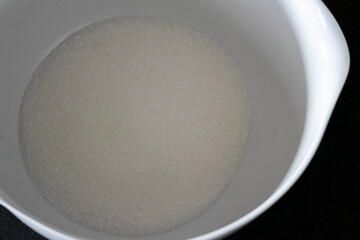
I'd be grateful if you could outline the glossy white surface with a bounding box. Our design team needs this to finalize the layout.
[0,0,349,239]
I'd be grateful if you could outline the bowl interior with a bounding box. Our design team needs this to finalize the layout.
[0,0,306,239]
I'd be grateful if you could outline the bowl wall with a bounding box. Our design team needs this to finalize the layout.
[0,0,306,239]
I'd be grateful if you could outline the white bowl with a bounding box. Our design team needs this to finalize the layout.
[0,0,349,239]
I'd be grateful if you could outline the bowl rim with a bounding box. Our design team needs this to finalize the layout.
[0,0,350,239]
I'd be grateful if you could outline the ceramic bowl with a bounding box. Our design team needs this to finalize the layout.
[0,0,349,239]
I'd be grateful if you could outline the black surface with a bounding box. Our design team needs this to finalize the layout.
[1,0,359,239]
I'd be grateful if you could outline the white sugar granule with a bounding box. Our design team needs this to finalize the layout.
[18,17,250,237]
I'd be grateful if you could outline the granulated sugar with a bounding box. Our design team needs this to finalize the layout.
[18,17,250,237]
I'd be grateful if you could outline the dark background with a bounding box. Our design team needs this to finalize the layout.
[1,0,359,239]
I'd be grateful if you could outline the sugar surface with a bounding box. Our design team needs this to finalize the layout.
[18,17,250,237]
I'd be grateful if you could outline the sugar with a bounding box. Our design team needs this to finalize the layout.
[18,17,250,237]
